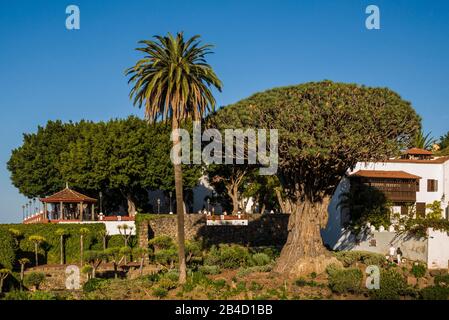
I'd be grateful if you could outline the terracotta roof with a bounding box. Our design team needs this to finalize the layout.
[384,156,449,164]
[404,148,433,155]
[41,187,97,203]
[350,170,421,180]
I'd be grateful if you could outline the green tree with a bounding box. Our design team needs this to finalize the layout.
[7,121,79,198]
[105,247,121,279]
[126,32,222,283]
[0,269,10,294]
[55,229,69,265]
[213,81,420,276]
[28,235,46,267]
[18,258,30,289]
[84,250,107,278]
[134,247,149,276]
[98,229,109,251]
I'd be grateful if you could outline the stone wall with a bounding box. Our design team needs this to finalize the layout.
[138,214,289,248]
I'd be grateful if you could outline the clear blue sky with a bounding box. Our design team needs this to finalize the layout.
[1,0,448,223]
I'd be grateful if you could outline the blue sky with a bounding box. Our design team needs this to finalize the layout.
[1,0,448,223]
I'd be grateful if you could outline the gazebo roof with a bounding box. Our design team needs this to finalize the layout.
[40,185,97,203]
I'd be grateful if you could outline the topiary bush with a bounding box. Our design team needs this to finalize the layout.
[149,235,176,250]
[326,264,363,294]
[370,268,407,300]
[154,248,178,267]
[152,286,168,298]
[23,272,46,290]
[29,291,58,300]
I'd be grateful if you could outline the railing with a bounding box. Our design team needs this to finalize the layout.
[23,212,48,224]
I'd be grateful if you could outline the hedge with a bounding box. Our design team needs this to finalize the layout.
[0,223,106,268]
[0,229,15,269]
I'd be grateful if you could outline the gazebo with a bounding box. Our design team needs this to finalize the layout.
[40,184,97,221]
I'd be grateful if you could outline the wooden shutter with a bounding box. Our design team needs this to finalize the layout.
[416,202,426,218]
[427,179,438,192]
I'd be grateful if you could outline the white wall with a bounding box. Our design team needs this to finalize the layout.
[427,228,449,269]
[58,221,136,235]
[353,161,445,211]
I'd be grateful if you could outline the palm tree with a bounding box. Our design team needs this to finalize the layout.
[28,235,46,266]
[413,130,435,150]
[126,32,222,283]
[55,228,69,265]
[79,228,90,266]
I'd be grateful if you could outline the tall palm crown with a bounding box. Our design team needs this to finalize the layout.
[126,32,222,123]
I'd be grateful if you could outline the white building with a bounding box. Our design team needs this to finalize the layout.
[322,148,449,269]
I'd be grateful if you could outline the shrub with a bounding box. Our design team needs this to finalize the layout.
[326,265,363,294]
[152,286,168,298]
[83,278,107,293]
[23,272,46,290]
[370,269,407,300]
[237,265,273,277]
[434,274,449,287]
[149,235,175,250]
[198,265,221,275]
[0,229,15,270]
[185,240,203,265]
[334,251,385,267]
[154,248,178,267]
[420,285,449,300]
[157,277,178,290]
[250,253,271,266]
[29,291,58,300]
[411,263,427,278]
[3,290,30,300]
[204,244,250,269]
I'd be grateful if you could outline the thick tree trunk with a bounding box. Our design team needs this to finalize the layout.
[274,197,338,277]
[172,119,187,284]
[228,185,239,214]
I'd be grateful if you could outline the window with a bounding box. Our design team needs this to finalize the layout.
[416,202,426,218]
[427,179,438,192]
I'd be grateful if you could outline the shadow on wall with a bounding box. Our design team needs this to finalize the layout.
[143,214,290,248]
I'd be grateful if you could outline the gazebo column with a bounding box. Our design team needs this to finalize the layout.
[91,204,95,221]
[60,201,64,220]
[80,201,84,221]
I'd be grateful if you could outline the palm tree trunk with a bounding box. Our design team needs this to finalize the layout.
[34,243,39,266]
[60,236,64,265]
[80,235,84,266]
[172,118,187,284]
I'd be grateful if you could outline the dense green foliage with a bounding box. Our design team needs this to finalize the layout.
[211,81,421,203]
[411,263,427,278]
[326,264,363,294]
[7,117,201,214]
[0,223,105,267]
[420,285,449,300]
[23,272,45,290]
[0,229,15,269]
[370,268,407,300]
[334,251,386,267]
